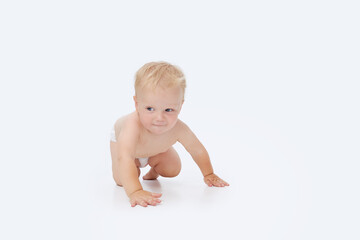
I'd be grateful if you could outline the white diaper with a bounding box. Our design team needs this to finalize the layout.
[110,126,148,168]
[137,158,149,168]
[110,127,117,142]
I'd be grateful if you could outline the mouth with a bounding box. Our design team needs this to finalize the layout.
[152,121,168,127]
[153,124,166,127]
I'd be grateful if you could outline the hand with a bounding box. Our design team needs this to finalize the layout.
[204,173,229,187]
[129,189,162,207]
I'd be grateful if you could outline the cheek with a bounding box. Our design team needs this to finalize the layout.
[139,113,152,124]
[144,115,153,123]
[167,114,179,124]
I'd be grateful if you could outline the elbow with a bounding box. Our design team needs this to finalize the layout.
[117,152,135,163]
[112,154,135,187]
[113,174,122,187]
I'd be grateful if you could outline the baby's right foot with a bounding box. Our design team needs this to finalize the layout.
[143,168,159,180]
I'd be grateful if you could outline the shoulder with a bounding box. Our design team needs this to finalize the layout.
[115,112,140,129]
[115,112,141,141]
[174,118,189,131]
[175,119,205,156]
[174,119,192,140]
[113,112,142,156]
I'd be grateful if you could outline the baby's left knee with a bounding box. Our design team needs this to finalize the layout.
[161,163,181,178]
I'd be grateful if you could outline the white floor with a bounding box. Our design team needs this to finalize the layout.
[2,118,359,239]
[1,1,359,239]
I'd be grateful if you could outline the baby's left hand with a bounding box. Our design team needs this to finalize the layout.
[204,173,229,187]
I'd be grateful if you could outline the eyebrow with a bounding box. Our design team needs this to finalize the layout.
[144,104,179,109]
[141,102,180,106]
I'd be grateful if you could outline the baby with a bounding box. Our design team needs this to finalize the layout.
[110,61,229,207]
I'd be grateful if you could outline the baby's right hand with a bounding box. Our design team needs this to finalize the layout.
[129,190,162,207]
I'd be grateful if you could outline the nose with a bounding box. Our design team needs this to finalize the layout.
[154,112,165,124]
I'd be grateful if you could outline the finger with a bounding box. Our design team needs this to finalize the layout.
[209,180,214,187]
[151,193,162,198]
[220,181,227,187]
[213,182,221,187]
[145,198,155,205]
[217,180,225,187]
[140,201,148,207]
[130,199,136,207]
[219,179,229,186]
[151,197,161,203]
[151,197,162,205]
[149,199,159,206]
[205,179,213,187]
[214,180,225,187]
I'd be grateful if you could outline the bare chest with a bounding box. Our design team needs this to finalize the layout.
[135,133,178,158]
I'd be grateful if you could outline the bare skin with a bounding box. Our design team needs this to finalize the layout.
[110,86,229,207]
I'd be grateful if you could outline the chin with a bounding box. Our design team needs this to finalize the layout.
[150,128,168,135]
[148,125,172,135]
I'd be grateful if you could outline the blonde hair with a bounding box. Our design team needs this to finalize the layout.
[134,61,186,97]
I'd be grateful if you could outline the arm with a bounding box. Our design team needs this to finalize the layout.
[177,121,213,177]
[177,120,229,187]
[114,121,143,197]
[114,118,162,207]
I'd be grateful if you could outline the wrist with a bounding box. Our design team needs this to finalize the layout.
[127,188,143,197]
[203,172,214,178]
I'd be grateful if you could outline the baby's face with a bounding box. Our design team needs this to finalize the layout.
[135,86,184,135]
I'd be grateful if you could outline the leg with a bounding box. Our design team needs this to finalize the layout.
[110,141,140,186]
[143,146,181,180]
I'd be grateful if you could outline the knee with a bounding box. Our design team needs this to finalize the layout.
[171,167,181,177]
[161,164,181,178]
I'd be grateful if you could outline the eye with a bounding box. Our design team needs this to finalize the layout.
[146,107,155,112]
[165,108,174,112]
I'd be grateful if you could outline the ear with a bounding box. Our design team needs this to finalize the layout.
[178,99,185,112]
[133,96,138,111]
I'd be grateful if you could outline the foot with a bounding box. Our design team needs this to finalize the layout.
[143,168,159,180]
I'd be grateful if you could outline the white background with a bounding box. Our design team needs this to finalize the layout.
[1,0,359,239]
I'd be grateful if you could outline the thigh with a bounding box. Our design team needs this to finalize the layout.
[148,146,181,169]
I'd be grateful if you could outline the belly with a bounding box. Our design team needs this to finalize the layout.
[135,140,177,158]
